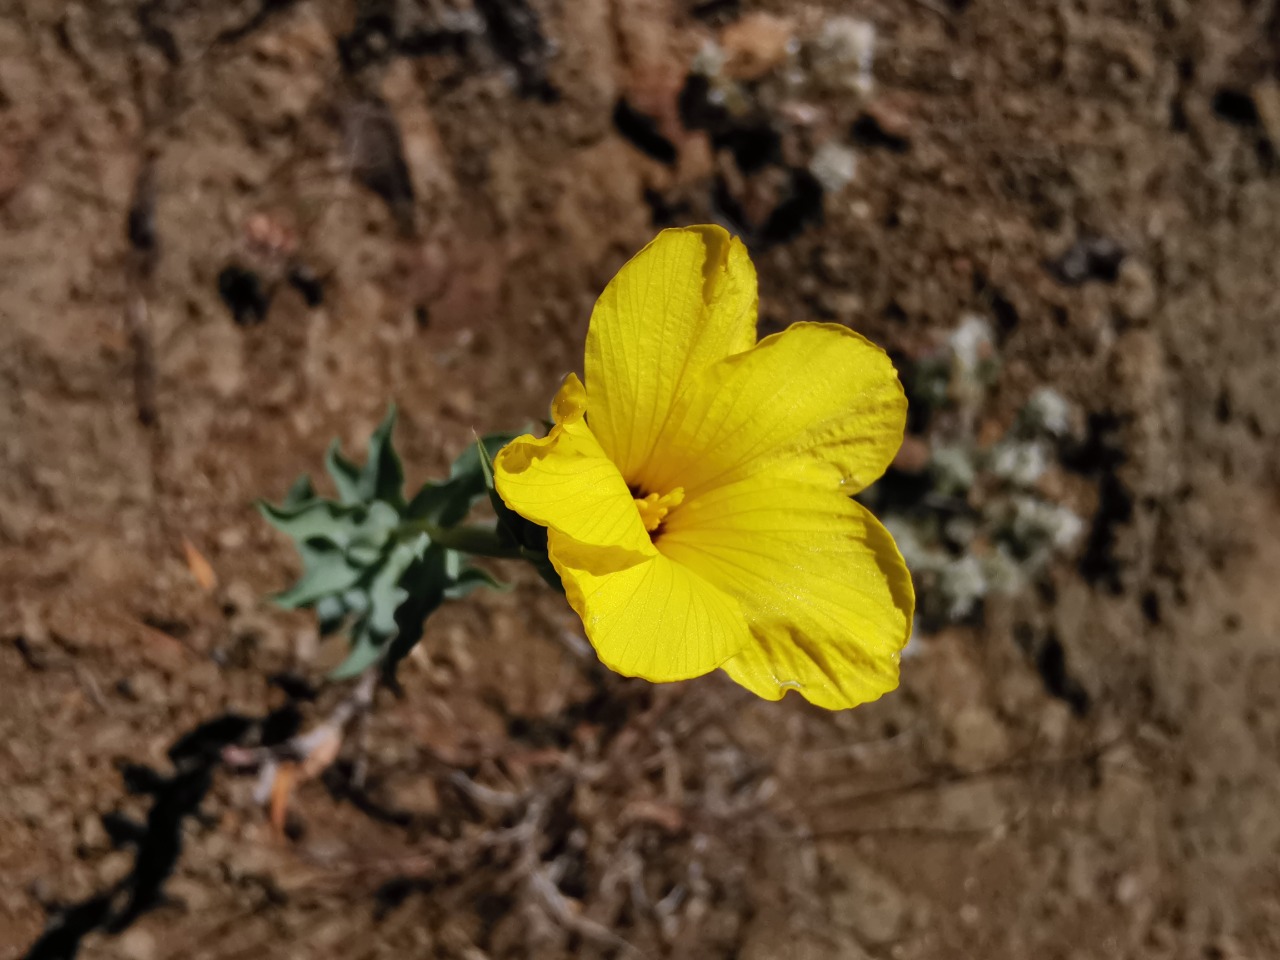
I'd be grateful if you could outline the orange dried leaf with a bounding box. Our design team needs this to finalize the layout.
[270,762,297,835]
[182,537,218,592]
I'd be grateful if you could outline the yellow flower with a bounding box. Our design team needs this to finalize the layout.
[494,225,914,709]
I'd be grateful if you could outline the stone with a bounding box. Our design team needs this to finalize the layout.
[825,851,908,946]
[720,13,795,81]
[1114,259,1156,322]
[947,704,1011,772]
[11,784,47,825]
[77,813,108,853]
[115,926,156,960]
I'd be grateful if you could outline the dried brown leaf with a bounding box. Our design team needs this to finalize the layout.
[182,537,218,592]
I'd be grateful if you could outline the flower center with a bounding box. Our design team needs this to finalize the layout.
[633,487,685,533]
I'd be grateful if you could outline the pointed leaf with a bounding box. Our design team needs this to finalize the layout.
[274,543,363,608]
[283,474,316,509]
[329,630,386,680]
[259,498,356,545]
[444,564,508,599]
[345,543,384,568]
[358,406,405,507]
[378,546,450,681]
[475,436,536,549]
[402,431,523,528]
[315,594,347,634]
[365,536,428,637]
[340,588,370,616]
[325,440,363,505]
[351,501,402,546]
[405,478,472,527]
[450,430,522,485]
[520,545,563,592]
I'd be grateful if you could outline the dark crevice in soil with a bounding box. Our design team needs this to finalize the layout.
[715,123,783,174]
[218,264,272,326]
[338,0,473,72]
[1067,412,1132,593]
[1035,633,1092,717]
[336,0,554,100]
[973,271,1020,336]
[679,74,784,174]
[612,99,678,165]
[714,167,825,250]
[343,96,418,237]
[642,186,693,227]
[689,0,741,22]
[758,169,825,246]
[1046,234,1125,286]
[22,710,289,960]
[135,0,180,65]
[1212,87,1260,127]
[214,0,301,47]
[852,112,910,153]
[473,0,558,102]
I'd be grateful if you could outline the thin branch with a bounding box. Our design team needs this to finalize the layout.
[222,668,378,772]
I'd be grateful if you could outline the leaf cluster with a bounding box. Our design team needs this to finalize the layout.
[259,409,548,680]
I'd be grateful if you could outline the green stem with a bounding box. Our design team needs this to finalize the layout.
[399,520,524,559]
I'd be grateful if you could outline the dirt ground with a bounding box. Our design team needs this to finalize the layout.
[3,0,1280,958]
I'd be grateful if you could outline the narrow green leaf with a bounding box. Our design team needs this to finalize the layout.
[325,439,364,505]
[475,436,534,548]
[365,537,427,637]
[359,405,405,507]
[403,431,522,529]
[329,630,385,680]
[315,594,347,634]
[450,430,521,484]
[444,564,509,599]
[405,478,472,527]
[283,474,316,510]
[377,546,450,681]
[521,545,563,593]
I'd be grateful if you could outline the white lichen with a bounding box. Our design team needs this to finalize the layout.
[981,545,1026,597]
[1020,387,1074,438]
[949,314,994,380]
[988,439,1050,488]
[1007,495,1085,556]
[883,517,942,574]
[691,39,727,79]
[809,141,858,194]
[809,17,877,94]
[939,555,988,620]
[929,443,977,496]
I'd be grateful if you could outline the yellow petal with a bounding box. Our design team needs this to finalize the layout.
[496,372,749,681]
[660,475,914,709]
[585,225,758,485]
[550,371,588,425]
[550,530,749,681]
[644,322,906,499]
[494,375,654,568]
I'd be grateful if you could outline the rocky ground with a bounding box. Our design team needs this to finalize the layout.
[3,1,1280,958]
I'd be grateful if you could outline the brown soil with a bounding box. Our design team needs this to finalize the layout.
[3,1,1280,958]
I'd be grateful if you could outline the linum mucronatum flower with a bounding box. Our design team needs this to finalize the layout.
[494,225,914,710]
